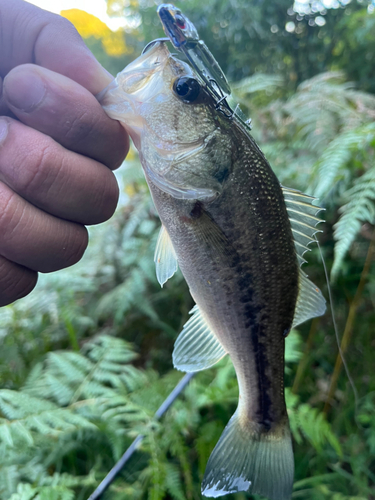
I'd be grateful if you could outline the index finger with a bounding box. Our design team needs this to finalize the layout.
[0,0,112,94]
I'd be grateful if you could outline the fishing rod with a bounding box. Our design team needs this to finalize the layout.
[87,372,195,500]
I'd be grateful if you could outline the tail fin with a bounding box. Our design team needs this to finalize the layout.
[201,410,294,500]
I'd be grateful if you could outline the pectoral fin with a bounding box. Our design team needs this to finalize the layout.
[173,305,227,372]
[154,225,178,287]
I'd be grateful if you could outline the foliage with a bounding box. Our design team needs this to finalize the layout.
[106,0,375,90]
[0,324,341,500]
[1,1,375,500]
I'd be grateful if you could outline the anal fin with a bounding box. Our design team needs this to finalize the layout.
[173,305,227,372]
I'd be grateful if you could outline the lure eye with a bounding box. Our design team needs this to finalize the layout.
[173,77,201,103]
[175,14,186,29]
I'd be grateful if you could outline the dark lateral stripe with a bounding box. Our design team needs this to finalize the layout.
[194,206,282,428]
[252,325,273,431]
[242,298,274,429]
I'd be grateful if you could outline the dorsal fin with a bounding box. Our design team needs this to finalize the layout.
[173,305,227,372]
[282,186,324,266]
[282,186,327,327]
[293,269,326,328]
[154,225,178,287]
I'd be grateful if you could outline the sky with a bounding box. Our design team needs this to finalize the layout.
[27,0,126,30]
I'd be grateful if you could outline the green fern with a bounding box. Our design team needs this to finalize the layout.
[8,472,96,500]
[22,336,141,405]
[0,390,95,445]
[312,123,375,199]
[286,390,342,457]
[332,167,375,278]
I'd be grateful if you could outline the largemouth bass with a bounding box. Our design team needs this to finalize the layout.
[99,40,326,500]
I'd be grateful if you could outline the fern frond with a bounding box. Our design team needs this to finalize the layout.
[165,463,186,500]
[312,123,375,198]
[332,168,375,279]
[286,390,342,457]
[7,472,95,500]
[122,194,154,240]
[286,72,375,150]
[24,336,141,405]
[232,73,284,95]
[96,265,155,324]
[0,390,95,445]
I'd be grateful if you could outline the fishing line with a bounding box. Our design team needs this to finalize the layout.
[87,372,195,500]
[315,236,361,425]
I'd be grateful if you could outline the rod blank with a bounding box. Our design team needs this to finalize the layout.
[88,372,195,500]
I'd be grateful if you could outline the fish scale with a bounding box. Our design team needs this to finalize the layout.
[149,121,298,436]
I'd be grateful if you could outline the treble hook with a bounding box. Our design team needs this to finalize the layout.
[142,38,170,54]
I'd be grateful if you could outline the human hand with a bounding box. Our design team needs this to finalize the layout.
[0,0,129,306]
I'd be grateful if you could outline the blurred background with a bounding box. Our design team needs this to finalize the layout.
[1,0,374,499]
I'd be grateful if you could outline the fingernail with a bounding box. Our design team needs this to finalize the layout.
[4,68,46,112]
[0,118,9,145]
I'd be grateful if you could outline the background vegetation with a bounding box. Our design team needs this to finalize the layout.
[1,0,375,499]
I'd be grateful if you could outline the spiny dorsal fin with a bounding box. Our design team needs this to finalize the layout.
[282,186,324,266]
[282,187,326,326]
[154,225,178,287]
[293,269,326,328]
[173,305,227,372]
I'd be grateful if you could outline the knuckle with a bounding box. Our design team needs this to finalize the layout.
[0,122,62,200]
[0,185,18,233]
[63,109,96,144]
[20,141,57,195]
[25,140,63,196]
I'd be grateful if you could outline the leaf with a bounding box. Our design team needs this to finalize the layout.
[312,123,375,199]
[332,167,375,278]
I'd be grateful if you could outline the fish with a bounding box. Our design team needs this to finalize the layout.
[99,38,326,500]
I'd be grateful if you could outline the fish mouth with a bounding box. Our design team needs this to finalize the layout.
[123,41,170,75]
[97,42,171,104]
[97,42,172,134]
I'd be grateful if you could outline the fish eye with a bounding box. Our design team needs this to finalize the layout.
[173,77,201,103]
